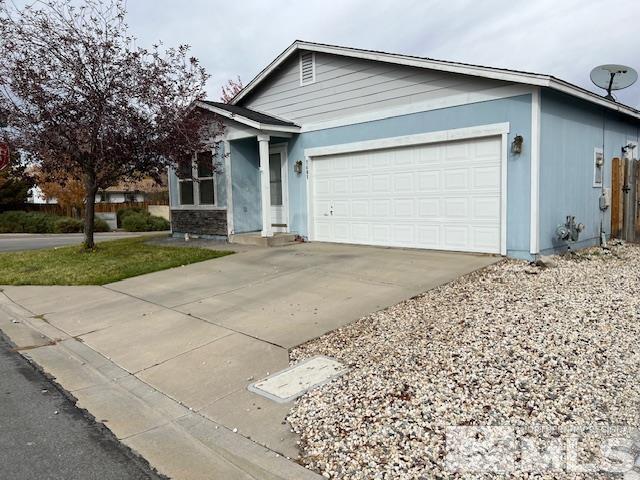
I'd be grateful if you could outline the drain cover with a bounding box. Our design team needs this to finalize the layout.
[248,356,347,403]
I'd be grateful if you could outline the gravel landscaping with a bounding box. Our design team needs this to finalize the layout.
[288,243,640,479]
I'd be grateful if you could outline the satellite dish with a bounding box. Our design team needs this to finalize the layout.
[590,64,637,100]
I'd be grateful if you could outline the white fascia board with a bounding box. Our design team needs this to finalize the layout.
[232,41,640,121]
[196,101,300,134]
[304,122,510,158]
[548,79,640,119]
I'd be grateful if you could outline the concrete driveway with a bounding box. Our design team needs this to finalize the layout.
[0,232,167,252]
[0,242,497,478]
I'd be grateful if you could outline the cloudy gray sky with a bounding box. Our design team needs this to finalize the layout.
[122,0,640,108]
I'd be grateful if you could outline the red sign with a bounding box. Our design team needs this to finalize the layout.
[0,143,9,171]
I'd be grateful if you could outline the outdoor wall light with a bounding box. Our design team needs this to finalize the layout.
[511,135,524,155]
[294,160,303,174]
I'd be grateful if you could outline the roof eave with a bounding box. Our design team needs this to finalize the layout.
[195,101,300,134]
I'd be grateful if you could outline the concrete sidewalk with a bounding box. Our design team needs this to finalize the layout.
[0,242,497,479]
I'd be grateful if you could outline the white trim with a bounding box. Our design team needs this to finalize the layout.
[231,41,640,121]
[301,85,532,132]
[224,140,234,235]
[299,51,316,86]
[500,133,509,256]
[171,205,227,211]
[195,101,301,133]
[304,122,510,158]
[529,87,541,256]
[305,122,510,256]
[258,135,273,237]
[269,144,290,233]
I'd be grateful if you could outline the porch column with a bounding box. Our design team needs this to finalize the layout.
[258,134,272,237]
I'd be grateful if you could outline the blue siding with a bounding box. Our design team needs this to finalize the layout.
[539,90,640,254]
[285,94,533,257]
[230,138,262,233]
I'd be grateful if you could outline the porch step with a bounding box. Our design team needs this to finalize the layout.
[230,232,298,247]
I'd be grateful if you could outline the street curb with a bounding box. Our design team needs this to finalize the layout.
[0,293,322,480]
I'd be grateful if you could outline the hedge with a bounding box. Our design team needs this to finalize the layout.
[0,211,110,234]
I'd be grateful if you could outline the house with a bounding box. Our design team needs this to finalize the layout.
[30,176,168,205]
[168,41,640,259]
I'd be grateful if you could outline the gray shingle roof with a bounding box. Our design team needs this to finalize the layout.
[198,101,298,127]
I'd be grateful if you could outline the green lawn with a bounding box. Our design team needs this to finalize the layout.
[0,237,232,285]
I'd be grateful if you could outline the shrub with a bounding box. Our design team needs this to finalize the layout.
[147,215,170,231]
[53,217,83,233]
[0,211,59,233]
[121,212,149,232]
[94,217,111,232]
[117,207,146,227]
[122,212,169,232]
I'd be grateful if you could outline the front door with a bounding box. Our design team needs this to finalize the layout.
[269,147,288,232]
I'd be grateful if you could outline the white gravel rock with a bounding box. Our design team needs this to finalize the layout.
[288,244,640,479]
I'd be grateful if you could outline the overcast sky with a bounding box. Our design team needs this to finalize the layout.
[121,0,640,108]
[122,0,640,108]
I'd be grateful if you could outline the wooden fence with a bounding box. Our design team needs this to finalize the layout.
[1,201,166,219]
[611,157,640,242]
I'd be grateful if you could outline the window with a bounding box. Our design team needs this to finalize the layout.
[299,52,315,86]
[177,151,216,207]
[593,147,604,187]
[197,151,215,205]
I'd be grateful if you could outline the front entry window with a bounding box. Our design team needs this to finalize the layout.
[197,151,215,205]
[177,151,216,206]
[269,152,282,206]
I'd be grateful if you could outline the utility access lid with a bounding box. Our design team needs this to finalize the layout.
[590,64,638,99]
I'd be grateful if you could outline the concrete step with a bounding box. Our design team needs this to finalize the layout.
[230,232,298,247]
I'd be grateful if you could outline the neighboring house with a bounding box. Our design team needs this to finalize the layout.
[168,40,640,259]
[96,178,168,204]
[30,177,168,205]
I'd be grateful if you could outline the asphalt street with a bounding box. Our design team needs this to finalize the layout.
[0,232,167,252]
[0,333,163,480]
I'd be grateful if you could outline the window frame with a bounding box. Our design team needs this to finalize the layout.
[593,146,604,188]
[174,151,221,209]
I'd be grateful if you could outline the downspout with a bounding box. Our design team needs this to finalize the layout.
[530,87,541,258]
[600,109,607,248]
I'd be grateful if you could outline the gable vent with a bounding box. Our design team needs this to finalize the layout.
[299,52,315,86]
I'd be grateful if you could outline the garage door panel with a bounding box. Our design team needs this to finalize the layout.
[393,173,413,192]
[372,175,391,192]
[472,197,500,220]
[473,166,501,189]
[417,171,440,192]
[311,136,501,254]
[351,175,369,193]
[473,227,500,252]
[416,225,440,247]
[414,144,440,164]
[393,225,415,244]
[444,198,469,217]
[444,168,469,189]
[394,199,414,217]
[418,198,440,217]
[443,225,469,248]
[475,137,501,157]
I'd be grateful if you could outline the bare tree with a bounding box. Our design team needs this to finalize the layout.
[0,0,218,248]
[221,76,243,103]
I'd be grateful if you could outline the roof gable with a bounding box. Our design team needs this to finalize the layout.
[232,40,640,121]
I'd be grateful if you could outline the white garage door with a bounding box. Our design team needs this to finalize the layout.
[310,136,502,254]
